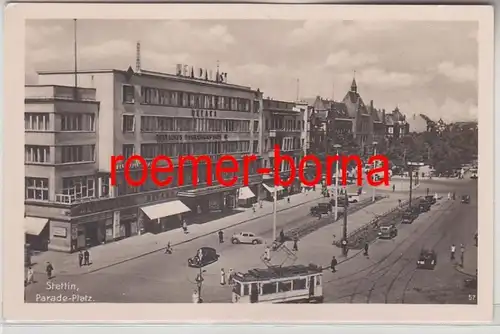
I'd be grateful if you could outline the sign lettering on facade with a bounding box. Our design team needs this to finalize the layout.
[52,227,67,238]
[175,64,228,83]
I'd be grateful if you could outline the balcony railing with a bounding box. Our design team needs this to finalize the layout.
[54,194,103,204]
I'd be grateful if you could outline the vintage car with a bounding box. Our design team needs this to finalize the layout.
[329,197,348,207]
[470,173,478,179]
[310,202,332,216]
[416,249,437,269]
[424,195,437,205]
[188,247,220,268]
[231,232,263,245]
[419,200,431,212]
[378,224,398,239]
[401,209,418,224]
[461,195,471,204]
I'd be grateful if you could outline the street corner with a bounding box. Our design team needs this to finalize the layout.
[452,263,476,277]
[25,280,96,303]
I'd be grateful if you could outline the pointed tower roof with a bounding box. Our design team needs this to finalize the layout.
[350,71,357,93]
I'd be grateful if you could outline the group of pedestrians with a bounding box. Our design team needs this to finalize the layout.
[450,243,466,267]
[78,249,92,267]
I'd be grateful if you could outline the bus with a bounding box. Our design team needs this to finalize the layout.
[231,264,324,303]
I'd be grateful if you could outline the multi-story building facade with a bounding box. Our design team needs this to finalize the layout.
[34,65,263,252]
[261,98,306,199]
[24,85,100,252]
[307,77,410,157]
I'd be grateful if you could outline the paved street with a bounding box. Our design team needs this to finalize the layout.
[321,178,478,304]
[25,178,476,304]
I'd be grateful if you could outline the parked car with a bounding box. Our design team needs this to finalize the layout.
[419,200,431,212]
[416,249,437,269]
[461,195,470,204]
[424,195,437,205]
[231,232,263,245]
[402,209,418,224]
[329,197,348,207]
[470,173,478,179]
[187,247,220,268]
[378,224,398,239]
[347,194,360,203]
[310,202,332,216]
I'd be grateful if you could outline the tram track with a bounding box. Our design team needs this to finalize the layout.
[363,201,461,304]
[321,200,455,302]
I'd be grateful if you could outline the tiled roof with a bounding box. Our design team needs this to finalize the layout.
[385,114,395,125]
[331,102,350,118]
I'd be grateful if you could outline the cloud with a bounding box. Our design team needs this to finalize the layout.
[355,67,427,89]
[325,50,378,69]
[286,20,334,46]
[437,61,477,83]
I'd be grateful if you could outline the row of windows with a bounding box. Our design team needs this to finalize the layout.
[24,145,95,164]
[139,116,252,133]
[25,113,96,132]
[265,117,304,131]
[123,85,257,113]
[265,157,301,173]
[25,176,97,201]
[265,137,303,152]
[139,141,250,159]
[234,278,310,296]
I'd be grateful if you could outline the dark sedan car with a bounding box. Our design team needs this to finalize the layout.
[417,249,437,270]
[461,195,470,204]
[188,247,220,268]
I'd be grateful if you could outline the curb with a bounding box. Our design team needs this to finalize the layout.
[78,193,326,275]
[453,264,476,277]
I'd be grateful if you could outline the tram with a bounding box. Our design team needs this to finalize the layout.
[231,264,324,303]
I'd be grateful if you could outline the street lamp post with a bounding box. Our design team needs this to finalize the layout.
[407,161,424,209]
[371,141,378,202]
[195,268,206,303]
[272,187,277,242]
[333,144,342,221]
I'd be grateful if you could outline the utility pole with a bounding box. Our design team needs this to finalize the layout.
[342,191,348,256]
[333,144,342,221]
[272,188,277,242]
[371,142,378,202]
[407,161,424,209]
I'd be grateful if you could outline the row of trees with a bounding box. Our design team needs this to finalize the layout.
[311,115,478,174]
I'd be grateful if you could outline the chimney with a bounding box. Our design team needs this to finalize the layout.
[382,109,386,124]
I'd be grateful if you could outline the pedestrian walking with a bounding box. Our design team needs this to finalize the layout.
[227,268,234,285]
[398,199,402,206]
[83,249,90,266]
[460,252,465,267]
[292,237,299,252]
[220,268,226,285]
[26,266,34,285]
[197,248,204,263]
[434,192,438,200]
[279,229,285,243]
[182,219,188,234]
[252,204,256,213]
[447,192,451,200]
[287,197,290,204]
[46,262,54,279]
[78,250,83,267]
[450,244,456,260]
[264,246,271,261]
[165,242,173,254]
[426,188,430,196]
[259,200,263,208]
[330,256,338,273]
[218,230,224,244]
[460,243,465,255]
[392,184,395,192]
[192,289,199,303]
[364,242,369,256]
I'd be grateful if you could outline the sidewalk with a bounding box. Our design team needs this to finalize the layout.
[454,243,478,277]
[287,193,408,268]
[30,187,332,276]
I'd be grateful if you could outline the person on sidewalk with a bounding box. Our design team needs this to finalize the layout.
[447,192,451,200]
[330,256,338,273]
[46,262,54,279]
[264,246,271,261]
[460,252,465,267]
[26,266,34,285]
[78,250,84,267]
[165,242,173,254]
[84,249,90,266]
[279,229,285,243]
[292,237,299,252]
[192,289,199,303]
[182,219,188,234]
[450,244,456,261]
[363,242,369,256]
[227,268,234,285]
[220,268,226,285]
[287,197,290,204]
[218,230,224,244]
[252,204,256,213]
[392,184,395,192]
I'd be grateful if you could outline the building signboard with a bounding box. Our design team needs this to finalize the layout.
[175,64,228,83]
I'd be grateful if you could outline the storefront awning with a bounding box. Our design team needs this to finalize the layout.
[24,216,49,236]
[238,186,256,200]
[262,184,284,194]
[141,200,191,220]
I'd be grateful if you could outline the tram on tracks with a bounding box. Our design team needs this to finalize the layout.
[231,264,324,303]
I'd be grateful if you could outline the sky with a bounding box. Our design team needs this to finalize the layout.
[25,19,479,131]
